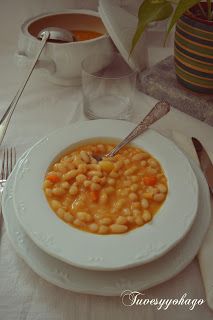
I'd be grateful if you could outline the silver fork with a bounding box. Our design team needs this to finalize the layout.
[0,147,16,230]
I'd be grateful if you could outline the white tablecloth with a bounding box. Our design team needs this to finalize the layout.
[0,1,213,319]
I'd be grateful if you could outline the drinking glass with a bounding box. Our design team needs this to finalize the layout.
[81,52,137,120]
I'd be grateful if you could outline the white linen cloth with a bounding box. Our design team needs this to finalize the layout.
[172,131,213,311]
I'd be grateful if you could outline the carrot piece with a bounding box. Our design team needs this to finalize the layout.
[90,191,99,202]
[143,176,157,186]
[47,175,60,183]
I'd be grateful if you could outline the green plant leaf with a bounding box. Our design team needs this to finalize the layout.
[130,0,173,54]
[166,0,201,37]
[207,0,213,20]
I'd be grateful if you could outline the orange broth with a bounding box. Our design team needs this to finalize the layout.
[72,30,103,41]
[43,142,168,235]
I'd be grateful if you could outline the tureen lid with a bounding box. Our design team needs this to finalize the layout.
[98,0,147,71]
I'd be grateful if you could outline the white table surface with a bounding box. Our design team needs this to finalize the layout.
[0,1,213,319]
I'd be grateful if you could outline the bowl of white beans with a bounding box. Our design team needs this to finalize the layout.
[13,119,199,271]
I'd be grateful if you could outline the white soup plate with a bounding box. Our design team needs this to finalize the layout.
[2,152,210,295]
[12,120,198,270]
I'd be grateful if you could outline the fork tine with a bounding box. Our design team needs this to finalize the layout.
[9,148,13,175]
[5,148,9,180]
[11,147,16,174]
[13,147,16,168]
[10,148,12,174]
[1,149,6,181]
[10,148,13,174]
[0,147,16,237]
[0,147,16,181]
[7,147,16,176]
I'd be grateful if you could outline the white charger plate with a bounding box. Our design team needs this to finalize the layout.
[12,120,198,270]
[2,151,211,296]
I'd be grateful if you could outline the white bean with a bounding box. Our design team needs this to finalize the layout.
[132,153,144,161]
[132,209,142,217]
[131,202,141,209]
[100,217,112,225]
[45,188,52,197]
[135,216,144,226]
[98,225,109,234]
[77,211,92,222]
[107,178,116,185]
[142,210,152,222]
[120,189,129,196]
[97,144,105,152]
[123,208,131,216]
[141,198,149,209]
[104,187,115,194]
[110,224,128,234]
[52,187,65,196]
[124,159,130,165]
[84,180,91,188]
[63,198,72,207]
[123,180,131,187]
[73,219,84,227]
[61,181,70,189]
[141,160,147,167]
[56,208,65,218]
[114,199,125,210]
[63,169,78,181]
[127,216,134,223]
[78,164,87,173]
[131,176,139,182]
[80,150,90,163]
[89,223,99,232]
[91,182,101,191]
[146,167,157,175]
[69,185,78,195]
[88,171,102,177]
[91,157,97,164]
[114,160,123,171]
[56,163,67,173]
[147,159,158,168]
[99,193,108,204]
[130,184,139,192]
[109,171,119,178]
[116,216,127,225]
[76,174,87,183]
[153,193,165,202]
[92,176,101,183]
[64,212,74,222]
[124,168,133,176]
[43,180,53,188]
[140,152,149,159]
[129,193,138,201]
[157,184,167,193]
[88,164,99,170]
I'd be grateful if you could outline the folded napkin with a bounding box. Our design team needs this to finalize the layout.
[172,131,213,311]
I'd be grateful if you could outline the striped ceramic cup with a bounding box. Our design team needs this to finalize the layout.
[175,9,213,94]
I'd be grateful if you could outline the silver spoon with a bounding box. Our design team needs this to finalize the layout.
[0,27,74,146]
[93,101,171,161]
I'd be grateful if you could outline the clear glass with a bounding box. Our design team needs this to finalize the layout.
[81,53,137,120]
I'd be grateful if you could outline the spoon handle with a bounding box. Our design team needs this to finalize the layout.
[106,101,170,158]
[0,31,49,146]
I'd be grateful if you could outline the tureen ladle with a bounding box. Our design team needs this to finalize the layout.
[0,27,74,146]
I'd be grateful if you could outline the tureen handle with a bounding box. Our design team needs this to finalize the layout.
[15,52,56,74]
